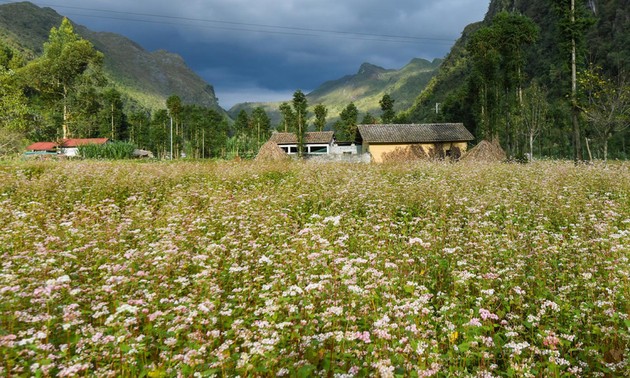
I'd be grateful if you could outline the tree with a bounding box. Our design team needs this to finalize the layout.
[251,106,271,146]
[579,65,630,162]
[101,88,126,140]
[0,70,29,133]
[278,102,295,132]
[166,94,182,157]
[149,109,170,159]
[128,110,151,149]
[467,11,538,154]
[292,90,308,157]
[379,94,396,123]
[553,0,595,161]
[25,18,104,139]
[519,82,549,160]
[233,109,250,136]
[361,112,377,125]
[335,102,359,142]
[313,104,328,131]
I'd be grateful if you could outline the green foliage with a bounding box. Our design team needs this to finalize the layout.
[578,65,630,161]
[233,109,250,137]
[379,94,396,123]
[278,102,295,132]
[292,90,308,157]
[518,82,550,160]
[313,104,328,131]
[467,11,539,146]
[77,141,135,159]
[334,102,359,142]
[404,0,630,160]
[0,128,29,157]
[251,106,271,145]
[22,18,105,139]
[361,112,377,125]
[231,59,442,129]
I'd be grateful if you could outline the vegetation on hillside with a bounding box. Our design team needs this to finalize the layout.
[0,14,231,159]
[0,2,223,113]
[228,59,441,130]
[404,0,630,160]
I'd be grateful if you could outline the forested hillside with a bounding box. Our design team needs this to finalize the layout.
[0,2,222,112]
[404,0,630,160]
[0,2,237,159]
[229,58,441,128]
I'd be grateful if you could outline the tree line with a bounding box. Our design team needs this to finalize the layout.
[409,2,629,162]
[0,18,403,159]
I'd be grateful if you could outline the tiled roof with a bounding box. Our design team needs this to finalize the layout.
[358,123,474,144]
[269,131,334,145]
[61,138,109,147]
[26,142,58,151]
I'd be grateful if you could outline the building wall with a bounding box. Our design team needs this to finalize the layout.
[60,148,79,157]
[331,143,361,155]
[366,142,468,163]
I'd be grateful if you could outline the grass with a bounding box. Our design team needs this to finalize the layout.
[0,160,628,377]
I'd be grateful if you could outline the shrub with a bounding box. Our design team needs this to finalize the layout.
[78,141,136,159]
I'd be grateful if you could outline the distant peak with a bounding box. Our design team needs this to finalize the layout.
[358,62,386,76]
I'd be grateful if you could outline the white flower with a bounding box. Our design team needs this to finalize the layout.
[323,215,341,226]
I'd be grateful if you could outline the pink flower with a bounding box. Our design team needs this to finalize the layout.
[479,308,499,321]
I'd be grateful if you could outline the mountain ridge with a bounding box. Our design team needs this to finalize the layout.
[229,57,442,127]
[0,1,223,113]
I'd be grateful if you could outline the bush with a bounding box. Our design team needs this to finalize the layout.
[78,141,136,159]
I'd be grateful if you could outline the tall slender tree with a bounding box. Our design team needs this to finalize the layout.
[278,102,294,132]
[313,104,328,131]
[553,0,595,161]
[166,94,183,157]
[335,102,359,142]
[24,18,104,139]
[519,82,549,160]
[579,65,630,162]
[292,90,308,157]
[379,94,396,124]
[468,11,538,153]
[251,106,271,146]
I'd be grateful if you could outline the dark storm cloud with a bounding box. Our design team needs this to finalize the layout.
[27,0,489,108]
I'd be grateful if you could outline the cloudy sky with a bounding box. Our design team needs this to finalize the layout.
[26,0,489,109]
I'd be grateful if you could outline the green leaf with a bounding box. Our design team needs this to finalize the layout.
[297,365,316,378]
[457,342,470,352]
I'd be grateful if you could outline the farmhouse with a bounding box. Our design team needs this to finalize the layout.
[24,141,59,157]
[357,123,474,163]
[269,131,335,155]
[60,138,110,157]
[25,138,110,157]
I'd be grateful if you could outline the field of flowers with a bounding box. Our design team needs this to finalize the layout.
[0,160,628,377]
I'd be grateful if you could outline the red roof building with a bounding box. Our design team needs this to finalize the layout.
[61,138,109,147]
[26,142,59,151]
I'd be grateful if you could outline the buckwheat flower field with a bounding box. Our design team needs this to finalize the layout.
[0,160,628,377]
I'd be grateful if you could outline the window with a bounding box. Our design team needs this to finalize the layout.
[308,145,328,154]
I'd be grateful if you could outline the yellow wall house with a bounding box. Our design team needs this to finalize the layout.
[357,123,474,163]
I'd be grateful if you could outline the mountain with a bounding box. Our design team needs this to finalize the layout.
[228,58,442,127]
[403,0,630,157]
[0,1,223,113]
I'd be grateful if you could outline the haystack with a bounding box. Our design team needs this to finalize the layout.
[381,144,428,163]
[255,141,290,161]
[461,140,506,162]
